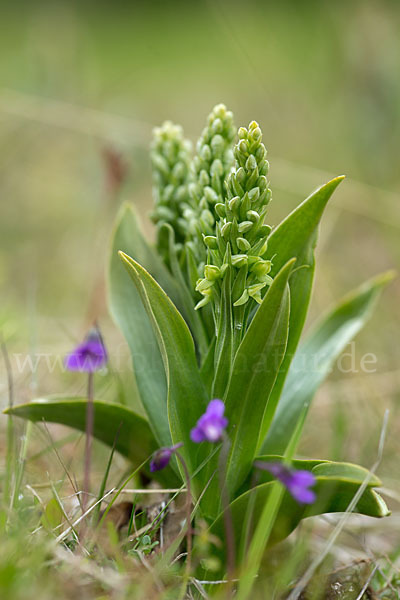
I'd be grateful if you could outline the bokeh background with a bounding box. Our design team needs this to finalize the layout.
[1,0,399,500]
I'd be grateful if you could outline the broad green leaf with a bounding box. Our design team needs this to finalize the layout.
[119,253,209,483]
[208,460,388,576]
[259,176,345,442]
[108,204,170,446]
[201,259,294,517]
[112,203,184,306]
[262,271,394,455]
[163,223,209,357]
[4,398,157,466]
[267,177,345,275]
[200,338,216,396]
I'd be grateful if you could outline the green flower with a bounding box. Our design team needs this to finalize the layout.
[183,104,236,275]
[196,120,273,309]
[150,121,192,263]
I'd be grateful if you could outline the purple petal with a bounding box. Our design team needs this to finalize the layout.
[190,426,206,443]
[290,470,316,487]
[202,421,224,442]
[65,330,107,373]
[149,442,183,472]
[190,399,228,444]
[254,461,316,505]
[289,486,316,505]
[64,349,85,371]
[150,448,172,472]
[254,461,289,482]
[207,399,225,417]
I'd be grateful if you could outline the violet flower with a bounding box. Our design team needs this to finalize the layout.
[65,327,107,373]
[254,461,316,504]
[190,399,228,443]
[150,443,183,472]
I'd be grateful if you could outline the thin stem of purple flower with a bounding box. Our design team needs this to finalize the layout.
[83,371,94,514]
[219,432,236,592]
[175,451,192,576]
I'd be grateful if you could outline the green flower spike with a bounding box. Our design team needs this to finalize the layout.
[183,104,236,275]
[196,120,273,312]
[150,121,192,263]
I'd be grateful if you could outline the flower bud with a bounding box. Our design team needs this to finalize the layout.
[252,126,262,140]
[232,176,244,197]
[204,264,221,281]
[236,237,251,252]
[215,203,226,218]
[246,210,260,222]
[196,278,215,293]
[238,220,253,233]
[211,118,223,134]
[251,259,272,279]
[201,209,214,226]
[211,134,224,155]
[204,186,219,204]
[199,170,210,186]
[236,167,246,183]
[163,184,174,201]
[214,103,227,119]
[251,238,269,256]
[150,443,183,472]
[231,254,248,268]
[188,181,199,199]
[259,224,272,237]
[228,196,240,213]
[203,235,218,249]
[238,140,248,154]
[154,206,175,222]
[258,175,268,191]
[172,162,185,181]
[221,221,232,239]
[255,146,266,161]
[210,158,224,178]
[245,154,257,171]
[201,144,212,162]
[193,155,201,170]
[248,187,260,203]
[152,153,169,177]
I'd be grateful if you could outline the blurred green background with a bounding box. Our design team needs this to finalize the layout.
[1,0,399,481]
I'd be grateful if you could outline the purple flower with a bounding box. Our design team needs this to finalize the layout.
[150,443,183,472]
[65,327,107,373]
[254,461,316,504]
[190,399,228,443]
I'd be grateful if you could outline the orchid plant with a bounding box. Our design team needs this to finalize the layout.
[7,104,392,582]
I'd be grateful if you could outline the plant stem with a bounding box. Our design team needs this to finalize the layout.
[219,433,236,589]
[175,451,193,575]
[83,371,94,513]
